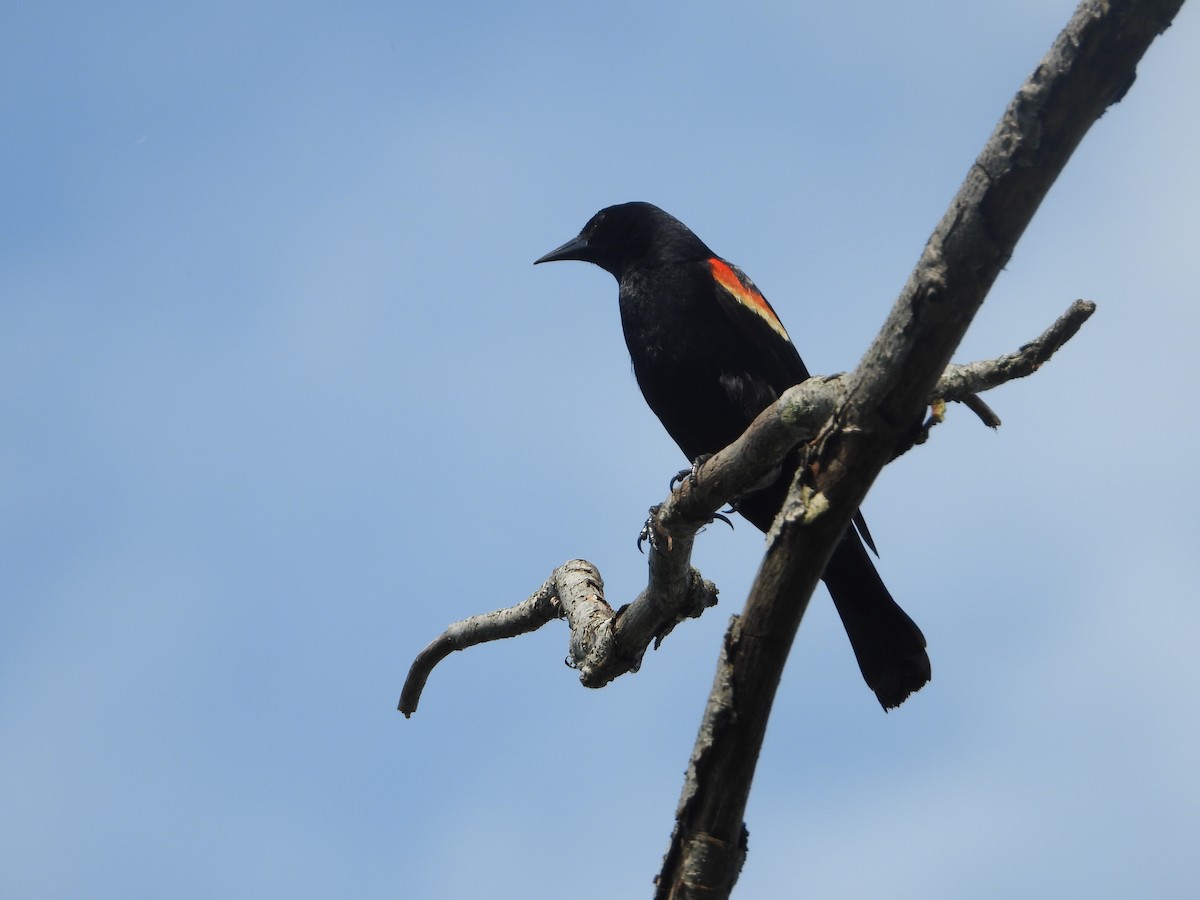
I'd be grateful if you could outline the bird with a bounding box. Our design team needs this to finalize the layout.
[535,201,930,709]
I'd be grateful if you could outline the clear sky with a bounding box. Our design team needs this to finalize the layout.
[3,2,1197,897]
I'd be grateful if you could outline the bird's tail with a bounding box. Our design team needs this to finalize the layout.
[820,531,930,709]
[734,472,930,709]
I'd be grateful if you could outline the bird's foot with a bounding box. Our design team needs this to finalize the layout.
[669,454,714,491]
[637,504,668,553]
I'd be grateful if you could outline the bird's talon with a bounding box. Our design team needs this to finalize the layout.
[637,504,664,553]
[670,454,713,492]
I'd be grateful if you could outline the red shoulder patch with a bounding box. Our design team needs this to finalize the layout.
[708,258,791,342]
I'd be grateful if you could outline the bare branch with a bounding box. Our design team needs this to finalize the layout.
[398,572,563,716]
[398,558,719,715]
[656,2,1181,896]
[580,566,719,687]
[935,299,1097,402]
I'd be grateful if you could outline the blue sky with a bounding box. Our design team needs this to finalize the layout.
[3,2,1197,897]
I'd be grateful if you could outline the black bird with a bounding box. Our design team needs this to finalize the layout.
[535,201,929,709]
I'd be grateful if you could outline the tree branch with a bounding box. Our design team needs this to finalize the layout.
[654,2,1182,897]
[398,298,1092,716]
[935,299,1097,402]
[398,558,719,716]
[398,571,563,717]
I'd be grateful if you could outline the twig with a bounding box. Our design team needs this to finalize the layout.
[935,299,1097,401]
[398,573,563,716]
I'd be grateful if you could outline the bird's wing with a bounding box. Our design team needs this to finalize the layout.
[708,257,880,556]
[707,257,811,388]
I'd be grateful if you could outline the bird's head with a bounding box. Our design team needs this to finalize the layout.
[534,202,711,278]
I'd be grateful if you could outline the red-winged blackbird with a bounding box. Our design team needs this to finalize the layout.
[535,201,929,709]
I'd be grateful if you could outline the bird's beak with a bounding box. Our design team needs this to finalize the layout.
[534,234,589,265]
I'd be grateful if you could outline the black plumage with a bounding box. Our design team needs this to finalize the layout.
[536,202,929,708]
